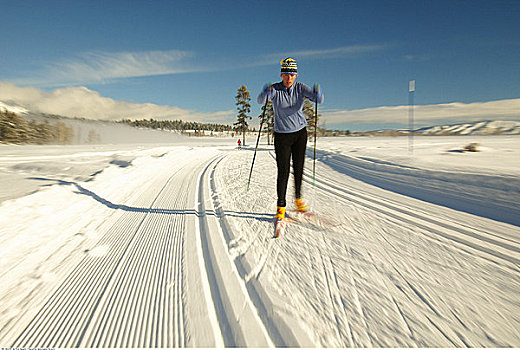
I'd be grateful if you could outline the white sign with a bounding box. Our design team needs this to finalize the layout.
[409,80,416,92]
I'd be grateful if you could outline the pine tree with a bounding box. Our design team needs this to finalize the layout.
[303,98,321,137]
[36,121,53,144]
[0,111,29,143]
[27,120,41,143]
[234,85,251,146]
[56,121,74,144]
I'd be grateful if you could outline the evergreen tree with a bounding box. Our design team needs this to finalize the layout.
[234,85,251,146]
[27,120,41,144]
[303,98,321,137]
[0,111,28,143]
[56,121,74,144]
[35,121,54,144]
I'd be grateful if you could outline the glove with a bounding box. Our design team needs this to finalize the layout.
[313,83,322,101]
[263,82,273,94]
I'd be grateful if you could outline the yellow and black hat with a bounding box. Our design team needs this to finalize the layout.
[280,57,298,75]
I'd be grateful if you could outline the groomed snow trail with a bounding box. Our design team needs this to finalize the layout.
[1,141,519,347]
[215,145,520,347]
[0,146,279,347]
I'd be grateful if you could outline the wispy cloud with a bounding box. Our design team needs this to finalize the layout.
[0,82,235,123]
[263,44,389,63]
[15,50,198,87]
[322,99,520,127]
[403,54,431,62]
[285,44,389,58]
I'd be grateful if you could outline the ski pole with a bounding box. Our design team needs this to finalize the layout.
[247,97,269,191]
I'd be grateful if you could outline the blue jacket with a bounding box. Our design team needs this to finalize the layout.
[257,82,324,133]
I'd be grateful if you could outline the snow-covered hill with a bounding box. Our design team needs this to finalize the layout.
[354,120,520,136]
[1,100,195,144]
[415,120,520,135]
[0,101,28,115]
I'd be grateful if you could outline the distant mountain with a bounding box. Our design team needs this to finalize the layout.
[414,120,520,136]
[350,120,520,136]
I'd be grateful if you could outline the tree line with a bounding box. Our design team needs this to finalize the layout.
[0,110,76,144]
[119,118,234,133]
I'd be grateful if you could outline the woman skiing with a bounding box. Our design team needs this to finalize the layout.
[257,57,324,225]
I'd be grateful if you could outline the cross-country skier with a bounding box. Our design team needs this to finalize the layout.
[257,57,324,225]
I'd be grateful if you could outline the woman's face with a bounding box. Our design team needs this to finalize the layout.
[281,74,297,89]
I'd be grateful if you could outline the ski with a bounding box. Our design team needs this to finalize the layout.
[273,216,293,238]
[273,211,340,238]
[288,210,340,228]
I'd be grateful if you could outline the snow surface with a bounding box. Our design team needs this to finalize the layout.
[0,101,29,115]
[0,135,519,347]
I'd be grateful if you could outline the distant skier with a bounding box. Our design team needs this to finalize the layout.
[257,57,323,224]
[237,139,242,149]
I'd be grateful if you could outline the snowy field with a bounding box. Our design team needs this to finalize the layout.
[0,135,519,347]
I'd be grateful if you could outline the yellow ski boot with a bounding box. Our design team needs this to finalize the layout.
[274,206,286,238]
[295,198,309,213]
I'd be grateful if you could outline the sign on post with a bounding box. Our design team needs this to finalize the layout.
[409,80,416,93]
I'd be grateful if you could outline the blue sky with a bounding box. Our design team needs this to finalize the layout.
[1,0,519,131]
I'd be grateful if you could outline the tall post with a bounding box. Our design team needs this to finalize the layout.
[408,80,415,154]
[313,97,318,186]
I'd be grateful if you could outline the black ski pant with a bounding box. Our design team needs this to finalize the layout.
[274,127,307,207]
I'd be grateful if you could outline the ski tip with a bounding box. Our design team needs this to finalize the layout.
[273,217,290,238]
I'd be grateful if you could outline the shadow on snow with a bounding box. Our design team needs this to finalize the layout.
[28,177,272,223]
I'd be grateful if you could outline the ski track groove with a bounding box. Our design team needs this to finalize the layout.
[10,159,192,348]
[426,315,459,346]
[324,155,519,244]
[345,261,372,346]
[317,239,352,347]
[80,168,188,348]
[350,199,460,347]
[357,211,474,348]
[302,157,520,268]
[202,152,304,347]
[317,151,520,227]
[353,205,417,346]
[391,296,417,345]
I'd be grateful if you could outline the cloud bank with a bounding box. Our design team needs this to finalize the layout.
[322,99,520,127]
[0,82,234,123]
[2,82,518,129]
